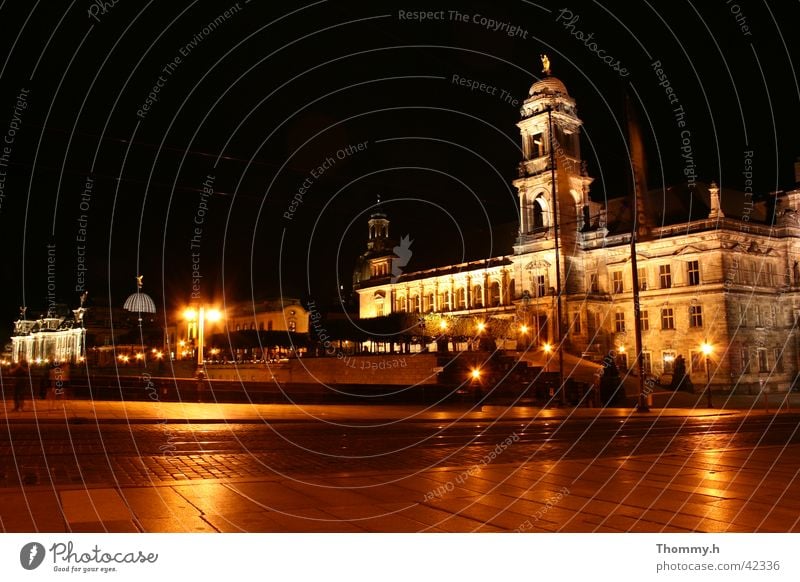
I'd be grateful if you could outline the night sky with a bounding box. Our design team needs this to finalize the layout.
[0,0,797,341]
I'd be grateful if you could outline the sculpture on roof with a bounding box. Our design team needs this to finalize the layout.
[540,54,551,76]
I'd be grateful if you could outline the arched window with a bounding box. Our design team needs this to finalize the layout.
[489,282,501,307]
[533,198,545,228]
[472,285,483,307]
[457,288,466,309]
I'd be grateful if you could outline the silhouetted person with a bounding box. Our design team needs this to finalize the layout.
[671,355,693,393]
[12,360,30,412]
[600,356,622,405]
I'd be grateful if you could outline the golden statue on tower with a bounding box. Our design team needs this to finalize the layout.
[540,54,551,76]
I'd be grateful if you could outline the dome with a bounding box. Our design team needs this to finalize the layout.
[528,76,569,97]
[124,292,156,314]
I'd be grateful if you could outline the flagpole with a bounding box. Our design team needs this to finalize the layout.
[631,222,648,412]
[547,107,565,405]
[624,92,649,413]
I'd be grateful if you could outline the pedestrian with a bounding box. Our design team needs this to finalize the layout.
[589,371,602,407]
[12,359,30,412]
[39,365,51,400]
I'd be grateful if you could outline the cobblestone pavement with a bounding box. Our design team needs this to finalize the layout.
[2,414,798,487]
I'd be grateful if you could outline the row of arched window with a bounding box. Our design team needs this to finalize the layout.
[393,281,509,313]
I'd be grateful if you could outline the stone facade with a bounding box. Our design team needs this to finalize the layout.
[356,72,800,392]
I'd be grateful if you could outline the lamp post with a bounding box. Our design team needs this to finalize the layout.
[543,341,552,373]
[701,341,713,408]
[183,306,222,372]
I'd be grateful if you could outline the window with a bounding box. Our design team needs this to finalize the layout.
[687,260,700,286]
[659,264,672,288]
[614,311,625,333]
[774,348,784,373]
[741,348,750,374]
[268,320,273,331]
[663,351,677,373]
[397,297,407,312]
[589,273,599,293]
[426,293,435,313]
[529,132,545,158]
[639,310,650,331]
[532,200,545,229]
[642,351,652,374]
[758,349,768,373]
[739,304,747,326]
[689,305,703,327]
[472,285,482,307]
[661,308,675,330]
[638,268,648,291]
[375,304,383,316]
[572,312,581,334]
[457,289,466,310]
[259,322,264,331]
[536,274,546,297]
[489,282,501,306]
[612,271,624,294]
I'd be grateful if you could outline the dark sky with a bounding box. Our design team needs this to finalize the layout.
[0,0,798,340]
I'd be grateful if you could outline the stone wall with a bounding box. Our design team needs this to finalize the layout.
[204,353,441,385]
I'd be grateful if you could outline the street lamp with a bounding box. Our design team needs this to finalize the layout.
[701,341,713,407]
[543,342,552,373]
[183,306,223,372]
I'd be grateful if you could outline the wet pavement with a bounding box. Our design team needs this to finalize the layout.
[1,398,799,532]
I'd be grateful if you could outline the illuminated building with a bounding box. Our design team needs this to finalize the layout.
[356,66,800,393]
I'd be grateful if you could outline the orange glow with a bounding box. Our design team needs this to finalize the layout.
[477,322,486,332]
[135,353,144,360]
[701,342,713,356]
[471,368,481,380]
[543,342,552,353]
[439,320,448,331]
[183,308,197,321]
[205,309,222,322]
[520,325,529,334]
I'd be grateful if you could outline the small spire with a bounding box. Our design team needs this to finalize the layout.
[540,54,551,76]
[136,274,143,289]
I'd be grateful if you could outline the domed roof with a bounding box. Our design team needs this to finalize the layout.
[124,292,156,314]
[123,275,156,314]
[528,76,569,97]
